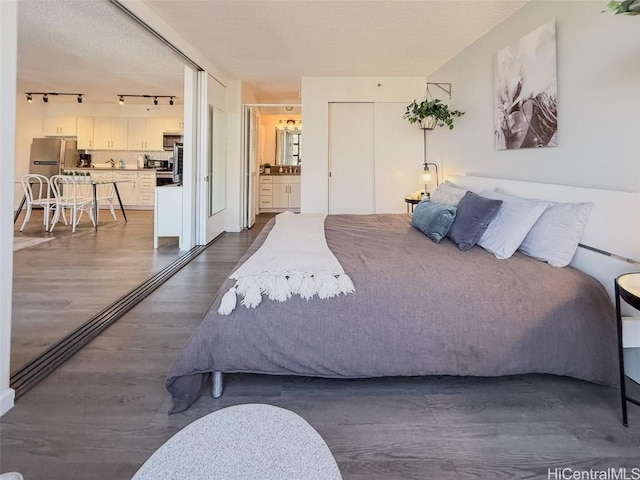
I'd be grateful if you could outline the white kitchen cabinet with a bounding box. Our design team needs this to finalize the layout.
[288,182,301,209]
[259,176,273,210]
[76,117,94,150]
[44,116,77,137]
[137,171,156,207]
[127,118,163,151]
[163,117,184,132]
[94,117,128,150]
[261,175,300,212]
[154,185,183,249]
[272,183,289,209]
[112,171,138,206]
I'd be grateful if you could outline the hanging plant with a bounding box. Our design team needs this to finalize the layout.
[403,98,465,130]
[605,0,640,15]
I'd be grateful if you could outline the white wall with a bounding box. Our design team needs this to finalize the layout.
[225,80,243,232]
[14,98,44,206]
[300,77,426,213]
[427,1,640,193]
[0,0,17,417]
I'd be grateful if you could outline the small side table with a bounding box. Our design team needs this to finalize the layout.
[615,273,640,426]
[404,196,422,213]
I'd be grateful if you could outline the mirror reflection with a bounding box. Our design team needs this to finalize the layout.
[275,129,301,166]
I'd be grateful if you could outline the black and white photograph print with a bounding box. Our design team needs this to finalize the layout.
[494,21,558,150]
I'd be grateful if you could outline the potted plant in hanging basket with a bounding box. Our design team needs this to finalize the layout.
[403,98,465,130]
[605,0,640,15]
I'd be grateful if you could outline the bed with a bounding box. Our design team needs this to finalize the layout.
[166,175,629,413]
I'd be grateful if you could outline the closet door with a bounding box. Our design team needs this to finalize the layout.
[328,103,375,214]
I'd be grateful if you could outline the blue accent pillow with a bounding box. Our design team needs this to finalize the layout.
[447,191,502,251]
[411,200,457,243]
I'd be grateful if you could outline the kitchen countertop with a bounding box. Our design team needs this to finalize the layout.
[68,167,159,172]
[260,171,301,176]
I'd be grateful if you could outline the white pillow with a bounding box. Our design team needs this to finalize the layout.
[430,181,467,207]
[477,190,550,260]
[494,188,593,267]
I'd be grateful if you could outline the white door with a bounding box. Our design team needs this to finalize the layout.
[328,103,375,214]
[243,106,258,228]
[206,105,227,241]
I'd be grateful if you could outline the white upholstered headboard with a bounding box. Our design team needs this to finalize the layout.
[447,175,640,301]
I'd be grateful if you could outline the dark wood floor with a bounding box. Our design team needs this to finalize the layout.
[12,209,181,373]
[2,213,640,479]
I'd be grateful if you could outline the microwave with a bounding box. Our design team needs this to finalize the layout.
[163,133,183,151]
[144,158,170,169]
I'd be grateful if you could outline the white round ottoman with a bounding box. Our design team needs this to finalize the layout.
[133,404,342,480]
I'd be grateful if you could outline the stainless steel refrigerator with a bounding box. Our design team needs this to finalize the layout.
[29,137,79,177]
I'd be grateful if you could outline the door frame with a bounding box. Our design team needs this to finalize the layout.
[241,103,301,228]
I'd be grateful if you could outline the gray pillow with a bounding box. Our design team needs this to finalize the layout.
[411,200,457,243]
[430,182,468,207]
[447,191,503,251]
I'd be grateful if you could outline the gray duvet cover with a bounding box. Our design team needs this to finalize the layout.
[167,214,618,413]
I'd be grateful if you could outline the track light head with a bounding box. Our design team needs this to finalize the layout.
[169,97,174,106]
[118,95,124,105]
[153,97,158,106]
[43,94,48,103]
[77,94,83,104]
[26,93,32,103]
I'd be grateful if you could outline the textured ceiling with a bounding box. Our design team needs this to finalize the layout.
[143,0,527,101]
[17,0,185,104]
[16,0,527,105]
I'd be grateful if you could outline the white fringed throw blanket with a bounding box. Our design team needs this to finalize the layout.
[218,212,355,315]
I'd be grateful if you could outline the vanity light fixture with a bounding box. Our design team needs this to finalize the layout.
[116,94,177,106]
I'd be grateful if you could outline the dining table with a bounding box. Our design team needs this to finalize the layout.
[13,177,131,231]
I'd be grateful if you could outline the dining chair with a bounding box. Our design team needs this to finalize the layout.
[92,172,118,222]
[50,175,95,233]
[19,174,58,232]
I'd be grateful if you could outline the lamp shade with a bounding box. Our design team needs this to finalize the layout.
[420,169,434,185]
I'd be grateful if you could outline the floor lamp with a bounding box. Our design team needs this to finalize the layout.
[420,127,439,197]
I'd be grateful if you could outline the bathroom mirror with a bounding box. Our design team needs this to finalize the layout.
[275,129,301,166]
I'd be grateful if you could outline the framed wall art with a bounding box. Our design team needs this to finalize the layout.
[494,21,558,150]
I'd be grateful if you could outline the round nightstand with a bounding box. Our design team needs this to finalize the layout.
[404,196,422,213]
[615,272,640,426]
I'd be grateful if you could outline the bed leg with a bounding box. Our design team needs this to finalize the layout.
[212,371,223,398]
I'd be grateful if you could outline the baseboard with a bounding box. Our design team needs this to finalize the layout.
[0,388,15,417]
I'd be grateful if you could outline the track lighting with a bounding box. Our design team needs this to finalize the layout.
[25,92,84,103]
[116,94,177,106]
